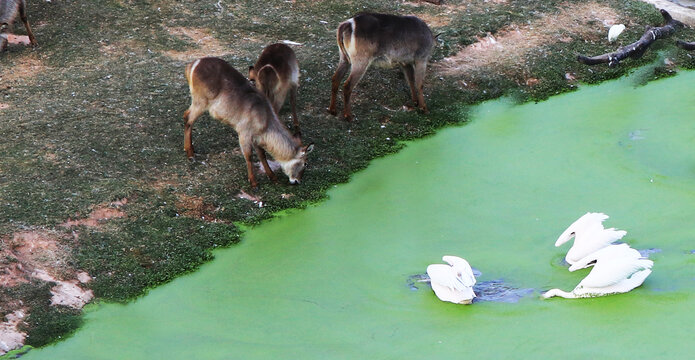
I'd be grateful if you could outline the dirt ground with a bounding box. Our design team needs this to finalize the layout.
[1,0,694,355]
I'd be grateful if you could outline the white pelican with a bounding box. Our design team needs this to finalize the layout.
[608,24,626,43]
[555,212,627,265]
[426,255,476,304]
[542,244,653,299]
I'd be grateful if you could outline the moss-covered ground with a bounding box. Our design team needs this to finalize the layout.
[1,0,694,352]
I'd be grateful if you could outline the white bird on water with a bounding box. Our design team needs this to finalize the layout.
[555,212,627,266]
[608,24,626,43]
[426,255,476,304]
[542,244,653,299]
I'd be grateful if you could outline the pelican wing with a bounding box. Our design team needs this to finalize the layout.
[427,264,463,291]
[579,258,653,288]
[442,255,476,286]
[565,227,627,264]
[555,212,609,247]
[596,228,627,243]
[569,243,640,271]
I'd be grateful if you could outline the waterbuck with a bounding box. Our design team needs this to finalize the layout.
[249,43,300,135]
[328,13,435,121]
[183,57,314,188]
[0,0,37,51]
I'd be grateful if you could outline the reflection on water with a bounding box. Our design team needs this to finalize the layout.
[472,280,535,303]
[407,273,534,303]
[638,248,663,257]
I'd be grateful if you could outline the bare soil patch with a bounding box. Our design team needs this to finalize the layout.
[0,309,27,355]
[99,39,148,59]
[175,193,219,222]
[162,26,249,61]
[60,199,128,228]
[0,55,46,84]
[0,229,93,354]
[6,34,31,45]
[436,2,619,81]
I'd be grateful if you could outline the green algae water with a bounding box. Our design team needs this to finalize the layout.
[21,72,695,359]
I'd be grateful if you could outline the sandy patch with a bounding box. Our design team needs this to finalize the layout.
[99,39,147,58]
[6,34,30,45]
[0,55,46,83]
[175,193,219,221]
[0,229,94,354]
[163,27,241,62]
[60,199,127,228]
[413,12,453,28]
[5,34,31,45]
[436,2,619,80]
[401,0,477,28]
[3,230,71,282]
[0,310,27,355]
[32,269,94,309]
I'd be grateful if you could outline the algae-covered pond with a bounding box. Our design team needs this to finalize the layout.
[20,72,695,359]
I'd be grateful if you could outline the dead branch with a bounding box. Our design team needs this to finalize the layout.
[676,39,695,51]
[577,9,682,67]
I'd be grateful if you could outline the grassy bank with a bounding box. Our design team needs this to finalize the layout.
[1,0,694,352]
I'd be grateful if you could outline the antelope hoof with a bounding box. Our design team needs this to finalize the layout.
[327,107,337,116]
[342,113,354,122]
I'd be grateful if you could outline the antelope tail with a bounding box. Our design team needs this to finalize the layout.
[185,61,195,85]
[257,64,280,100]
[336,20,353,63]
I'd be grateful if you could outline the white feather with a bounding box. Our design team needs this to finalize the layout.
[555,212,626,265]
[608,24,626,43]
[543,244,653,299]
[427,255,476,304]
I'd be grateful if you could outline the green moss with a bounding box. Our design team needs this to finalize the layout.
[74,198,240,301]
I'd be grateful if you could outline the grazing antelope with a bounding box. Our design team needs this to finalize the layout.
[328,13,435,121]
[249,43,300,135]
[0,0,37,51]
[183,57,314,188]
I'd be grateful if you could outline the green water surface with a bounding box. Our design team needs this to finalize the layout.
[23,72,695,359]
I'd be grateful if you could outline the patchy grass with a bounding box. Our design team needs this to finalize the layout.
[1,0,695,352]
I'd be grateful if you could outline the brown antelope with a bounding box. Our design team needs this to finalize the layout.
[183,57,314,188]
[328,13,435,121]
[0,0,37,51]
[248,43,300,135]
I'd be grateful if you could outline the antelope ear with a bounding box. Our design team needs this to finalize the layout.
[248,66,256,79]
